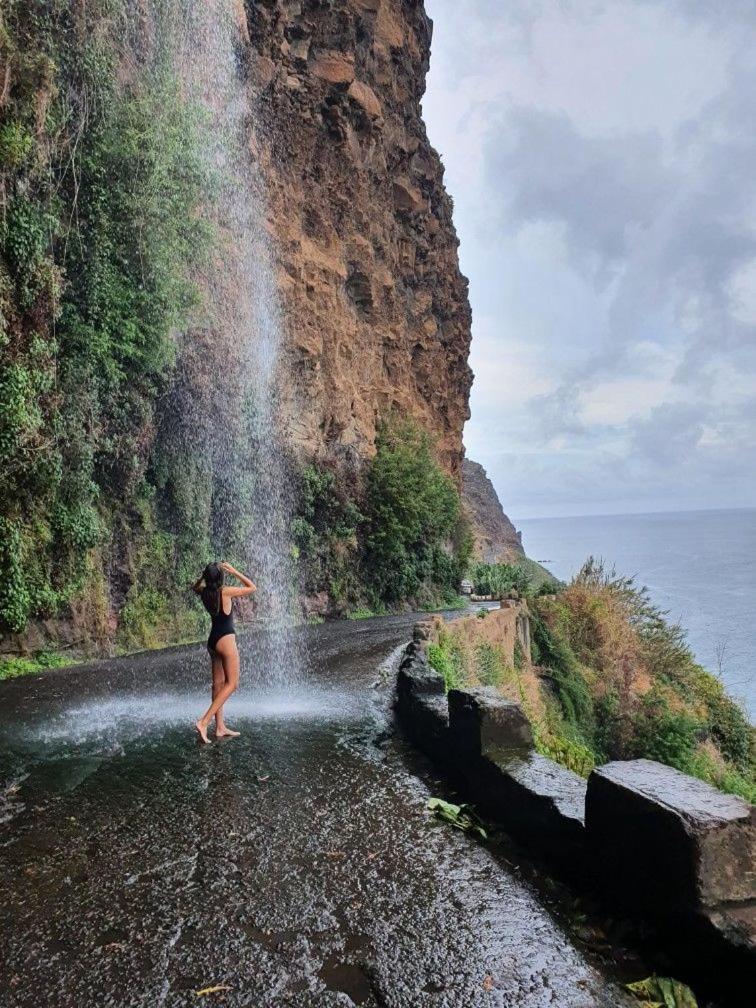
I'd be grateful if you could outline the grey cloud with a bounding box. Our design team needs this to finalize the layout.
[488,109,673,270]
[628,402,707,466]
[425,0,756,514]
[483,56,756,426]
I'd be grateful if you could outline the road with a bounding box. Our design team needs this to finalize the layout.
[0,615,636,1007]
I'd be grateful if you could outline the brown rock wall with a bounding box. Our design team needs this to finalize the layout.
[461,459,524,562]
[243,0,473,477]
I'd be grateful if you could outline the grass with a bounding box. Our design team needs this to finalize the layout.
[420,595,468,613]
[0,651,74,680]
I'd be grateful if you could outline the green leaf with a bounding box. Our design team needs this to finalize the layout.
[427,797,488,839]
[626,976,698,1008]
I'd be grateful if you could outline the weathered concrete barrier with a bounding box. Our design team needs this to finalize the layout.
[586,759,756,987]
[420,603,532,679]
[396,645,449,764]
[488,751,587,866]
[395,625,755,1001]
[397,644,587,870]
[587,759,755,912]
[447,685,533,759]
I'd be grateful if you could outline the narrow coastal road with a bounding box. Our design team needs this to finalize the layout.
[0,616,635,1008]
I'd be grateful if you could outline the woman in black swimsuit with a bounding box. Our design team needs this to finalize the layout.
[192,561,256,743]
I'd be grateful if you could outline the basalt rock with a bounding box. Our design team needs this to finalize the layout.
[461,458,524,563]
[395,650,449,762]
[444,686,584,868]
[397,649,445,700]
[586,759,756,996]
[244,0,473,479]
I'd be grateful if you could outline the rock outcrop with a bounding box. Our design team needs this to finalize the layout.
[243,0,473,477]
[461,458,524,562]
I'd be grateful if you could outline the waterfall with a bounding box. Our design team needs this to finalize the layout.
[155,0,302,685]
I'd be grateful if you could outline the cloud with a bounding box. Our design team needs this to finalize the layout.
[628,402,707,467]
[487,109,673,270]
[424,0,756,516]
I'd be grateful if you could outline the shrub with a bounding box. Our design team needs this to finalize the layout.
[476,642,505,687]
[362,418,466,605]
[697,676,754,772]
[534,728,595,778]
[630,691,701,772]
[292,463,363,605]
[532,558,756,801]
[513,638,524,670]
[531,609,595,743]
[469,561,529,598]
[0,651,73,680]
[428,639,464,692]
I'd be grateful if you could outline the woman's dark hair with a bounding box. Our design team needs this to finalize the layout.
[202,562,224,614]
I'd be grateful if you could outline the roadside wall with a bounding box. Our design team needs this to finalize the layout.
[396,619,755,1004]
[421,601,531,672]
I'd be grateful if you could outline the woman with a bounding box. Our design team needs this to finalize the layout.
[192,561,256,743]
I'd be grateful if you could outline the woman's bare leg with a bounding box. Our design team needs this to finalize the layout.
[195,651,219,744]
[210,653,231,735]
[196,636,240,740]
[215,650,240,737]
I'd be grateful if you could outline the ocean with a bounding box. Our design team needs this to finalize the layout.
[517,508,756,717]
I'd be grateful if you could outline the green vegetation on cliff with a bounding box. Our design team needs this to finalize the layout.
[427,558,754,798]
[292,418,472,614]
[292,463,364,606]
[0,7,473,655]
[468,561,530,597]
[363,419,471,606]
[1,1,211,647]
[529,559,755,800]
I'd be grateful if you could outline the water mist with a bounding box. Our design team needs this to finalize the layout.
[167,0,303,686]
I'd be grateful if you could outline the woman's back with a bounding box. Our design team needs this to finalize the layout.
[202,587,235,649]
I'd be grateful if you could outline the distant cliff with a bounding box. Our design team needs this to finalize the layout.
[461,459,524,564]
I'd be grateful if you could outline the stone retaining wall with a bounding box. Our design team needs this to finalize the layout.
[396,629,755,1002]
[417,601,531,675]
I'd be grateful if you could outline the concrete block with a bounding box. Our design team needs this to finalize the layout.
[396,650,445,700]
[448,687,533,760]
[586,759,756,912]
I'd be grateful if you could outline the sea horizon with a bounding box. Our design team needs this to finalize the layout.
[516,504,756,525]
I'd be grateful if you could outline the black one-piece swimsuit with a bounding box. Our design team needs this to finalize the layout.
[202,589,235,652]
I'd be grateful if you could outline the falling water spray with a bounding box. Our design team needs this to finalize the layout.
[155,0,303,685]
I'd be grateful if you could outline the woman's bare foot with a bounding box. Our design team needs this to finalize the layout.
[195,719,210,744]
[215,727,240,738]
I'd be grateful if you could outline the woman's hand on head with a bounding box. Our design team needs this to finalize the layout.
[218,562,255,591]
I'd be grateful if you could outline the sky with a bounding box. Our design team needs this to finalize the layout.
[422,0,756,519]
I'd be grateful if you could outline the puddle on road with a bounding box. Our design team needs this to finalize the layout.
[0,686,372,828]
[318,951,374,1005]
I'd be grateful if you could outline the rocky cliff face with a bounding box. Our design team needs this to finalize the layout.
[462,459,524,564]
[242,0,472,478]
[0,0,474,655]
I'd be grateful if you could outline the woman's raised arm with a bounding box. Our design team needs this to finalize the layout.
[219,561,256,597]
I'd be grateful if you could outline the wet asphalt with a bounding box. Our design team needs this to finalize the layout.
[0,614,636,1008]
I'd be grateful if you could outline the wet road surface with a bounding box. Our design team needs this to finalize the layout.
[0,615,635,1007]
